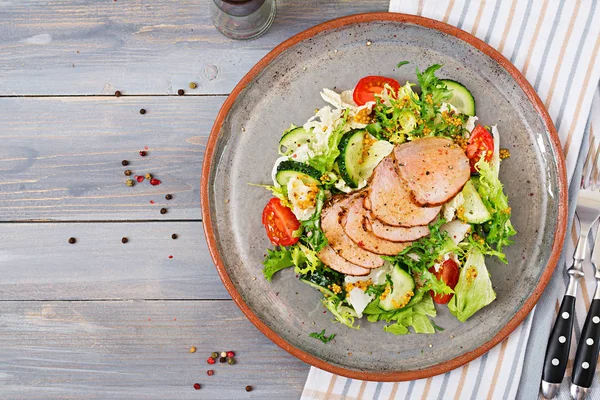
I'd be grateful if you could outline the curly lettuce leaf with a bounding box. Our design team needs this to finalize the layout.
[262,247,294,281]
[300,189,328,252]
[448,248,496,322]
[474,157,516,252]
[308,109,349,174]
[322,295,359,329]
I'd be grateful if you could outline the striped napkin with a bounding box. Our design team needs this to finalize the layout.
[302,1,600,399]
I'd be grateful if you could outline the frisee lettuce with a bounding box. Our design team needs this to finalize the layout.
[300,189,328,252]
[262,243,323,281]
[308,109,349,174]
[322,295,359,329]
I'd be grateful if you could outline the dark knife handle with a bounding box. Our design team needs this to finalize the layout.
[543,294,576,384]
[572,298,600,388]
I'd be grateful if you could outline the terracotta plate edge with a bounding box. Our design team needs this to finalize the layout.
[201,12,568,381]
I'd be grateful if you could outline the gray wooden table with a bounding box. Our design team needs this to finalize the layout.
[0,1,389,398]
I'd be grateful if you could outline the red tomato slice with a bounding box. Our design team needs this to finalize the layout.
[428,258,460,304]
[262,198,300,246]
[353,76,401,106]
[466,125,494,173]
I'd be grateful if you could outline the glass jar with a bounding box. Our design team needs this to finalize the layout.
[210,0,276,40]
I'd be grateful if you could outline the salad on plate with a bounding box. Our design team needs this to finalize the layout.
[258,63,516,335]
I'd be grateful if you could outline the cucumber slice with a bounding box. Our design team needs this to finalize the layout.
[460,180,491,223]
[379,265,415,311]
[276,160,321,187]
[338,129,366,188]
[279,127,313,156]
[441,79,476,116]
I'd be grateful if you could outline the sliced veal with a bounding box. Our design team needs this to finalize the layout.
[368,156,440,227]
[321,195,384,269]
[394,137,470,206]
[367,215,430,242]
[342,194,412,255]
[317,245,370,276]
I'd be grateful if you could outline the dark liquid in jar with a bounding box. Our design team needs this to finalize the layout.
[216,0,266,17]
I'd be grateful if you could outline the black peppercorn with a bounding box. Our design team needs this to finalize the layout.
[177,89,184,96]
[115,90,122,97]
[121,237,128,244]
[245,385,253,392]
[165,194,172,200]
[68,237,76,244]
[171,234,178,240]
[139,108,146,115]
[219,356,226,363]
[122,160,129,166]
[160,208,167,214]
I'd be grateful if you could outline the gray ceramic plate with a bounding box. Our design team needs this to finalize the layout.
[202,13,567,381]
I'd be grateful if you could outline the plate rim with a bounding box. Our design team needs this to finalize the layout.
[201,12,568,381]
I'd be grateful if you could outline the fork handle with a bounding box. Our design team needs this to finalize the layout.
[572,298,600,390]
[542,294,576,385]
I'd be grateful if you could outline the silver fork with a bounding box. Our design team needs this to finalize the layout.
[541,148,600,399]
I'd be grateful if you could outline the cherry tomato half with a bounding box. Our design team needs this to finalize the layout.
[262,198,300,246]
[466,125,494,173]
[428,258,460,304]
[353,76,401,106]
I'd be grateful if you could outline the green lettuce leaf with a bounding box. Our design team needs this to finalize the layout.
[308,109,349,174]
[448,248,496,322]
[322,295,359,329]
[262,247,294,281]
[474,158,516,252]
[300,189,328,252]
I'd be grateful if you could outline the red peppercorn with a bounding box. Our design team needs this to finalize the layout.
[135,176,144,183]
[207,357,216,365]
[139,151,147,157]
[227,351,235,358]
[193,383,201,390]
[150,178,161,186]
[207,370,214,376]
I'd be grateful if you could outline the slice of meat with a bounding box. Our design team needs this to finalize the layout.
[321,195,384,269]
[342,195,412,255]
[317,245,370,276]
[393,137,470,206]
[368,156,441,227]
[367,215,430,242]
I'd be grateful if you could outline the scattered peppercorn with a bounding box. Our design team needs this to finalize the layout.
[165,194,173,200]
[207,370,214,376]
[227,351,235,358]
[189,82,197,89]
[227,357,235,365]
[121,237,128,244]
[160,208,167,215]
[124,170,132,176]
[178,89,185,96]
[139,108,146,115]
[68,237,76,244]
[207,357,216,365]
[121,160,129,166]
[193,383,201,390]
[150,178,161,186]
[115,90,122,97]
[126,179,134,187]
[139,151,147,157]
[220,351,227,358]
[189,346,196,353]
[145,173,152,180]
[171,234,178,240]
[245,386,253,392]
[135,176,145,183]
[219,357,226,363]
[211,352,218,359]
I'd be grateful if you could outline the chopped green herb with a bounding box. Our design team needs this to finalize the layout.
[309,329,336,344]
[396,61,410,68]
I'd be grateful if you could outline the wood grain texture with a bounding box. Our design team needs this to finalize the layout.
[0,96,223,221]
[0,0,388,96]
[0,221,234,301]
[0,300,308,399]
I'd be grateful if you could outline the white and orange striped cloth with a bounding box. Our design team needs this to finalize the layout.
[302,0,600,399]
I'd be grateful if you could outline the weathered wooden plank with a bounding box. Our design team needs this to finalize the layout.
[0,0,388,96]
[0,221,233,301]
[0,300,308,399]
[0,96,223,221]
